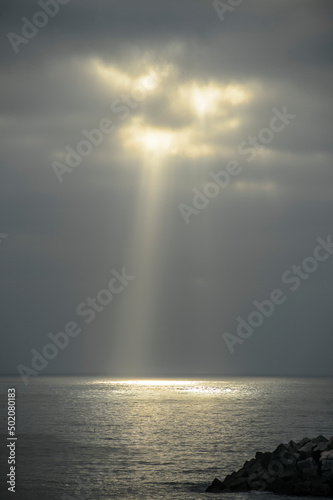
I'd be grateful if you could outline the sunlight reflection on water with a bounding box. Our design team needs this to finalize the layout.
[91,378,243,396]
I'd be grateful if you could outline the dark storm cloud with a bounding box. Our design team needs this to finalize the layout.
[0,0,332,378]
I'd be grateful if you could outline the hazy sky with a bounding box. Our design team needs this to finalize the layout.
[1,0,333,379]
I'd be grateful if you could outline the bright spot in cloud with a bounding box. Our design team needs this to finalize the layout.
[136,73,160,91]
[120,118,216,159]
[91,60,163,92]
[177,82,252,117]
[190,85,221,116]
[140,129,173,153]
[92,59,132,88]
[224,85,249,105]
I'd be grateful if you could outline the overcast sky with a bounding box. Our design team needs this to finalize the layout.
[1,0,333,379]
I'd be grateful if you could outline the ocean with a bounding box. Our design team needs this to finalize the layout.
[0,376,332,500]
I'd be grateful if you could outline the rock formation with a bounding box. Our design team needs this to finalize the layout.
[206,435,333,496]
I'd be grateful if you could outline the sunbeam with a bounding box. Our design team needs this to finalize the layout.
[112,150,168,375]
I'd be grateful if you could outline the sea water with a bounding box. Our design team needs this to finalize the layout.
[0,376,332,500]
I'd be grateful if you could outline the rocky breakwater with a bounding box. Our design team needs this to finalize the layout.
[206,435,333,497]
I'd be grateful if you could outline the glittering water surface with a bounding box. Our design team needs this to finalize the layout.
[0,377,332,500]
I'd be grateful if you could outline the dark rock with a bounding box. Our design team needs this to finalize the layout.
[255,451,272,467]
[314,435,329,444]
[247,461,265,476]
[276,465,295,479]
[267,458,284,476]
[206,436,333,496]
[326,436,333,451]
[297,437,310,448]
[274,478,294,495]
[293,481,312,495]
[311,480,332,496]
[299,450,314,460]
[315,441,331,452]
[321,450,333,461]
[321,450,333,478]
[300,441,317,453]
[205,478,224,493]
[273,443,288,456]
[297,457,318,478]
[287,440,299,452]
[243,458,256,469]
[247,476,266,491]
[222,472,236,486]
[229,477,249,491]
[233,467,248,479]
